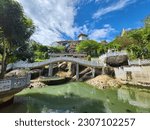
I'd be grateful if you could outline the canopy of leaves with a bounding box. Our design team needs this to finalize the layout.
[0,0,34,45]
[0,0,35,78]
[29,40,65,61]
[76,40,101,56]
[144,15,150,28]
[49,45,65,53]
[108,18,150,59]
[0,0,35,62]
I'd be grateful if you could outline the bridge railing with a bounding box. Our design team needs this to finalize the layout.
[0,74,30,93]
[6,57,150,71]
[100,51,128,59]
[106,51,127,57]
[129,59,150,65]
[10,57,104,69]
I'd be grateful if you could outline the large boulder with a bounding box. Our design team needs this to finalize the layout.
[106,55,128,67]
[5,69,28,78]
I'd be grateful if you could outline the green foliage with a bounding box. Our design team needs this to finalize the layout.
[27,40,49,61]
[34,51,44,59]
[76,40,100,56]
[0,0,35,44]
[97,43,107,55]
[144,15,150,28]
[34,59,45,62]
[29,41,65,61]
[76,40,108,57]
[0,0,35,78]
[0,0,35,58]
[44,52,49,59]
[49,45,65,53]
[0,54,1,61]
[9,42,34,62]
[87,55,91,61]
[29,42,65,61]
[38,44,48,52]
[107,15,150,59]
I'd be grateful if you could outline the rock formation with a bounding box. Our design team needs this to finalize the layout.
[106,55,128,67]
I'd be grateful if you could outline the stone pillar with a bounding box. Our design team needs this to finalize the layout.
[92,68,96,78]
[48,64,53,77]
[68,62,72,72]
[128,60,130,66]
[27,73,31,85]
[76,63,79,80]
[138,59,141,65]
[102,67,105,75]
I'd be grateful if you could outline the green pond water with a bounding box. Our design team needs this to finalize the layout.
[0,82,150,113]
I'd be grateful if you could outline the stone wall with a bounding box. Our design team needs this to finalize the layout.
[0,74,30,93]
[114,65,150,86]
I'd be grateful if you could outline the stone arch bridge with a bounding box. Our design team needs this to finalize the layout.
[7,57,105,80]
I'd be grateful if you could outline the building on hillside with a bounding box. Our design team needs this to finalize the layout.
[56,40,81,53]
[55,33,88,53]
[78,33,88,40]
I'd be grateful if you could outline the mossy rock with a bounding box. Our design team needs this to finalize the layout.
[39,77,68,85]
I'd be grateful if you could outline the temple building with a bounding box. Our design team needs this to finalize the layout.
[55,33,88,53]
[78,33,88,40]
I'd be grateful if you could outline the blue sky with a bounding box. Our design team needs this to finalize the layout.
[17,0,150,45]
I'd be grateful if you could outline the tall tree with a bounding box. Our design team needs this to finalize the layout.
[0,0,35,78]
[76,40,100,56]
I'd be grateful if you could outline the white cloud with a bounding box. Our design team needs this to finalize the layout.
[93,0,137,19]
[89,24,115,41]
[17,0,78,45]
[15,0,125,44]
[74,24,89,36]
[95,0,110,3]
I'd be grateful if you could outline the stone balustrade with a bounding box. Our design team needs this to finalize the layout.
[128,59,150,65]
[0,74,30,93]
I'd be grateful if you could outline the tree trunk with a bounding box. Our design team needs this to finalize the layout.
[0,39,7,79]
[0,59,7,79]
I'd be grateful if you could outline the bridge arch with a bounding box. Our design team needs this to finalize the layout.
[8,57,104,80]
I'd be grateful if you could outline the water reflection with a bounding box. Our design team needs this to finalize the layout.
[118,87,150,109]
[0,82,150,113]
